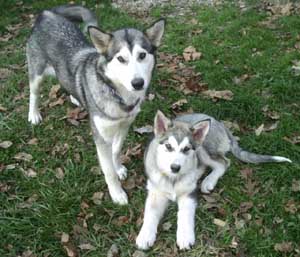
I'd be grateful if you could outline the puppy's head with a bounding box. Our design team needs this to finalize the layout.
[88,19,165,95]
[153,110,210,178]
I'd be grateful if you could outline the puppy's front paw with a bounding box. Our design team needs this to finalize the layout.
[116,165,127,180]
[136,228,156,250]
[109,186,128,205]
[28,110,42,125]
[201,176,217,194]
[176,229,195,250]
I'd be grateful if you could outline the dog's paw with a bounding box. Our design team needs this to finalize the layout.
[116,165,127,180]
[136,228,156,250]
[109,186,128,205]
[201,176,217,194]
[176,230,195,250]
[28,111,42,125]
[70,95,81,107]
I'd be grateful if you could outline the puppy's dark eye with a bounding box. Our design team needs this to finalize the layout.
[139,52,146,60]
[165,143,174,152]
[117,56,126,63]
[182,146,190,154]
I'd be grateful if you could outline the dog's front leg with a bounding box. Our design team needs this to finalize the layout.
[94,139,128,205]
[176,195,197,250]
[112,127,129,180]
[136,190,169,250]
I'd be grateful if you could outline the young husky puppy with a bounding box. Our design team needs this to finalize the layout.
[26,5,165,205]
[136,111,291,250]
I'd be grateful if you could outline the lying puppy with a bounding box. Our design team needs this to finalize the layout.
[136,110,291,250]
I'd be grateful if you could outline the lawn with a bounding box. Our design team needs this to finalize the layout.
[0,1,300,256]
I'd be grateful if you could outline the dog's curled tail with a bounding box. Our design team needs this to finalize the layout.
[226,128,292,164]
[51,5,98,32]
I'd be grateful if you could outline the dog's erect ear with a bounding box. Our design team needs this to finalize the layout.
[145,19,165,48]
[191,119,210,144]
[154,110,171,136]
[88,26,112,54]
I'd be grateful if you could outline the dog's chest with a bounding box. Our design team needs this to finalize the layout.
[147,175,197,201]
[93,115,134,143]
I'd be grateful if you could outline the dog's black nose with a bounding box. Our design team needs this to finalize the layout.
[171,164,181,173]
[131,78,144,90]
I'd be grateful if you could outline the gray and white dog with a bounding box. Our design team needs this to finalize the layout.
[136,110,291,250]
[26,5,165,205]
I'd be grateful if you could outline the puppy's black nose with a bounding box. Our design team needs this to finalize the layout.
[171,164,181,173]
[131,78,144,90]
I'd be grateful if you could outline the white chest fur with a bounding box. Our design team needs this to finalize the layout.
[93,115,135,143]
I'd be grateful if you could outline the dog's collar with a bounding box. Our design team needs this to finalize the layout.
[105,83,140,113]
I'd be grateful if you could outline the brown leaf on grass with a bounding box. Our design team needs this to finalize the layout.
[63,243,78,257]
[132,250,147,257]
[222,120,240,132]
[255,124,264,136]
[21,168,37,178]
[162,221,172,231]
[0,68,12,80]
[21,250,36,257]
[255,121,279,136]
[49,97,65,108]
[0,105,7,112]
[171,98,188,111]
[107,244,119,257]
[202,89,233,102]
[240,167,253,180]
[78,243,96,251]
[213,218,227,227]
[283,135,300,145]
[123,176,136,190]
[49,84,61,99]
[134,125,153,135]
[92,191,104,205]
[120,143,142,164]
[239,201,253,213]
[112,215,129,226]
[14,152,33,162]
[183,46,202,61]
[262,105,280,120]
[61,232,70,243]
[17,194,38,209]
[0,140,13,149]
[52,143,69,156]
[233,74,251,85]
[55,167,65,180]
[292,179,300,192]
[285,199,298,214]
[274,242,294,253]
[184,77,208,94]
[27,138,38,145]
[291,60,300,76]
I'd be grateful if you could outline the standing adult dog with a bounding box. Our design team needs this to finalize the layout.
[27,5,165,205]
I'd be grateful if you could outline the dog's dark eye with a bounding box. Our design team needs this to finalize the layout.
[117,56,126,63]
[139,52,146,60]
[182,146,190,154]
[165,143,174,152]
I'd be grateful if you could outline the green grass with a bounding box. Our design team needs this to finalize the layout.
[1,1,300,256]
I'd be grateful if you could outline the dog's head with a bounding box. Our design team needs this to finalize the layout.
[153,110,210,178]
[88,19,165,95]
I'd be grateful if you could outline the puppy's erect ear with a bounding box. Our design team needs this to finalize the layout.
[145,19,165,48]
[154,110,171,136]
[191,119,210,144]
[88,26,112,54]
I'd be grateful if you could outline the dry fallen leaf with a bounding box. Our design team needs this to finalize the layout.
[21,168,37,178]
[55,167,65,180]
[171,98,188,111]
[283,135,300,145]
[183,46,202,61]
[233,74,250,85]
[284,199,298,214]
[49,84,61,99]
[14,152,33,162]
[292,179,300,192]
[0,140,13,149]
[274,242,293,253]
[0,68,12,80]
[63,243,78,257]
[78,243,96,251]
[27,138,38,145]
[162,221,172,231]
[213,218,227,227]
[61,232,70,243]
[92,191,104,205]
[107,244,119,257]
[0,105,7,112]
[132,250,147,257]
[202,89,234,102]
[49,97,65,108]
[222,120,240,132]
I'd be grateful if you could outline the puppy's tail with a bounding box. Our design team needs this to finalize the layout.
[51,5,98,32]
[226,128,292,164]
